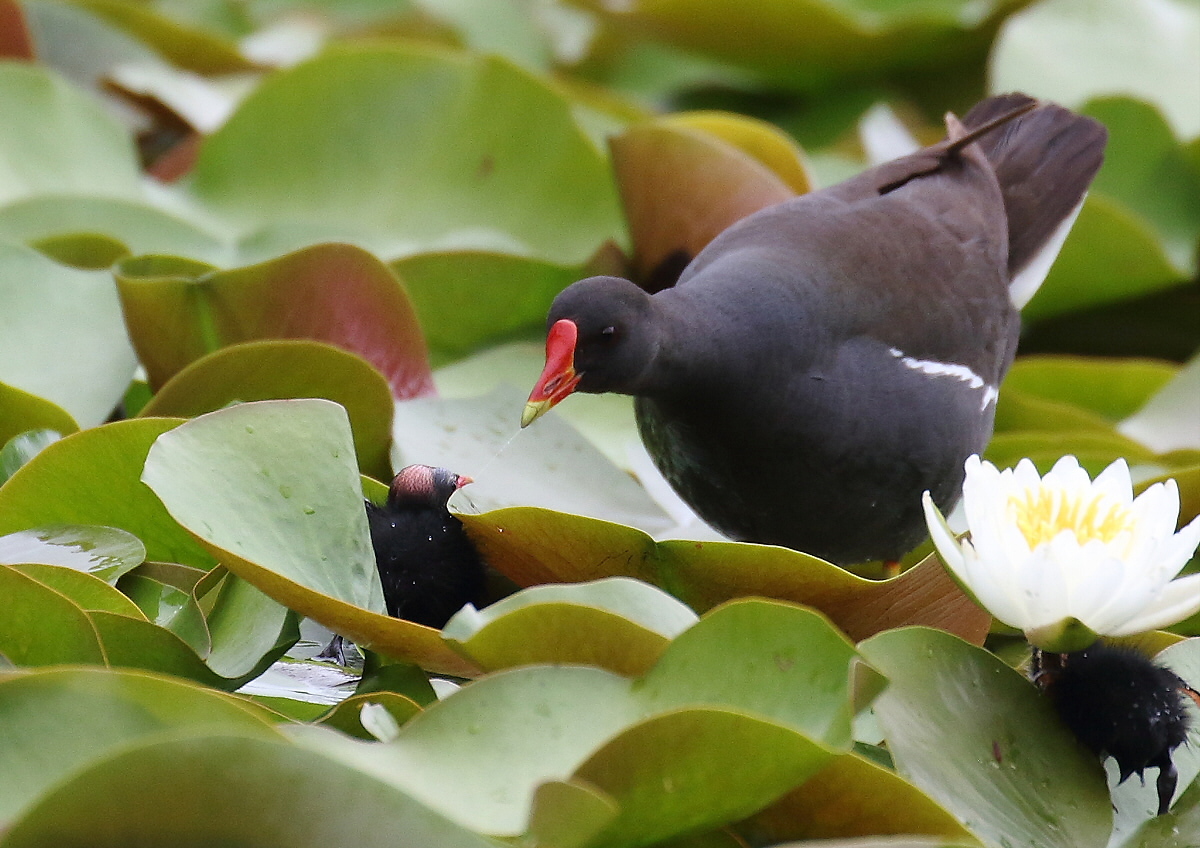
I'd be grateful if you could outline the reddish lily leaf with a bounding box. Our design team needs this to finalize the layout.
[459,508,990,644]
[0,1,33,59]
[611,117,798,288]
[115,243,435,399]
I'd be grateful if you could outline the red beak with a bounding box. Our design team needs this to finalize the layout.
[522,319,582,427]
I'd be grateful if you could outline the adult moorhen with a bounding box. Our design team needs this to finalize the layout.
[522,93,1107,566]
[366,464,485,628]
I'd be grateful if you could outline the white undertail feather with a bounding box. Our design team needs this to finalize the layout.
[1008,195,1087,310]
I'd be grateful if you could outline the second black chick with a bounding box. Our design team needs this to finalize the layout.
[366,464,486,629]
[1033,644,1200,816]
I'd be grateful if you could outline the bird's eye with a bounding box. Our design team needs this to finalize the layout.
[600,326,617,342]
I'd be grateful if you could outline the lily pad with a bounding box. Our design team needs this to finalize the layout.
[610,116,797,286]
[73,0,257,74]
[141,398,478,676]
[990,0,1200,140]
[0,429,62,485]
[571,707,831,848]
[737,749,974,844]
[860,627,1112,848]
[391,249,582,364]
[0,382,77,448]
[0,417,214,568]
[0,62,141,205]
[8,562,145,619]
[0,240,138,427]
[393,385,674,535]
[140,339,395,480]
[1,732,500,848]
[443,576,699,675]
[1118,352,1200,453]
[459,509,991,645]
[118,572,211,656]
[0,666,281,827]
[296,600,855,839]
[115,243,435,399]
[0,524,146,583]
[0,564,105,666]
[0,195,229,264]
[189,43,624,265]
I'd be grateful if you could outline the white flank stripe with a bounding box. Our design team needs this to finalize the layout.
[888,347,998,411]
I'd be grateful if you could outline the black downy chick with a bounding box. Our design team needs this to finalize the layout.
[365,464,486,628]
[1033,644,1200,815]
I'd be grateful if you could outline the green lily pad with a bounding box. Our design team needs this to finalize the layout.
[443,576,699,675]
[296,598,855,839]
[1,732,499,848]
[118,572,211,656]
[318,691,424,741]
[571,707,831,848]
[28,230,129,269]
[0,524,145,583]
[0,240,138,427]
[1082,98,1200,275]
[0,666,281,826]
[0,381,77,449]
[990,0,1200,140]
[0,62,141,205]
[140,339,395,481]
[1001,355,1178,423]
[391,386,674,535]
[984,429,1159,477]
[459,509,992,645]
[8,562,145,619]
[74,0,257,74]
[1119,352,1200,454]
[860,627,1112,848]
[391,250,581,364]
[0,564,105,666]
[433,343,641,470]
[0,417,215,569]
[573,0,1012,90]
[0,195,229,264]
[141,399,478,676]
[116,243,436,399]
[190,43,624,265]
[204,573,301,681]
[1023,193,1186,321]
[737,749,974,843]
[0,429,63,486]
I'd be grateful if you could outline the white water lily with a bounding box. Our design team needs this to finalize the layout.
[923,455,1200,652]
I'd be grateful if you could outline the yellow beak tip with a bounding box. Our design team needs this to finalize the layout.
[521,401,549,429]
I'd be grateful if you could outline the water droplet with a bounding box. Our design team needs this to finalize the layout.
[279,485,292,498]
[245,425,255,434]
[303,506,316,515]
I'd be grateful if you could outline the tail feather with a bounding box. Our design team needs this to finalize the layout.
[963,94,1107,303]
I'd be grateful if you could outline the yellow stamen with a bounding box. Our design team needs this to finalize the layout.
[1008,487,1133,549]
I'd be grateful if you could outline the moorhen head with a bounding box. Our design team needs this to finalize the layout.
[523,94,1108,566]
[365,464,485,629]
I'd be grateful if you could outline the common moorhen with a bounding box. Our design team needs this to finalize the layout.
[1033,644,1200,816]
[366,464,485,628]
[523,93,1107,566]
